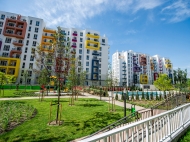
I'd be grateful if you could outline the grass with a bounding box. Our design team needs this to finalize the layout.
[179,129,190,142]
[0,89,37,98]
[126,100,161,108]
[0,98,129,142]
[0,101,35,133]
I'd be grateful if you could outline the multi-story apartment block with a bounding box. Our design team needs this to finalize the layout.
[150,55,174,84]
[60,28,109,86]
[112,50,174,88]
[0,11,109,86]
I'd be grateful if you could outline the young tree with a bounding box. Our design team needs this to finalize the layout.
[34,27,73,124]
[38,69,50,99]
[79,69,87,96]
[0,72,7,96]
[173,68,188,90]
[20,70,31,92]
[154,74,173,91]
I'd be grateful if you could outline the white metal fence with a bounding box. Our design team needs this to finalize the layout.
[79,103,190,142]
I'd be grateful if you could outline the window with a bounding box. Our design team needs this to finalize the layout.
[0,29,2,34]
[5,38,11,43]
[68,31,70,35]
[20,78,23,84]
[80,32,83,36]
[36,21,40,26]
[2,52,8,57]
[99,53,102,56]
[23,55,27,60]
[86,62,89,66]
[87,49,90,54]
[3,45,10,51]
[102,39,105,43]
[27,33,30,38]
[79,55,82,60]
[79,49,82,54]
[99,64,101,68]
[0,22,3,27]
[80,38,83,42]
[86,55,89,60]
[22,62,25,68]
[99,70,101,74]
[99,58,101,62]
[28,26,31,31]
[25,47,28,53]
[99,47,102,51]
[30,20,32,25]
[34,34,38,39]
[27,79,31,84]
[30,55,34,61]
[21,70,24,76]
[80,44,82,48]
[86,75,88,79]
[32,41,36,46]
[1,14,5,20]
[31,48,35,54]
[78,68,81,73]
[26,40,29,46]
[86,68,89,72]
[35,28,38,33]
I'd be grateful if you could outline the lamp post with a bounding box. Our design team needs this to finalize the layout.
[124,88,126,118]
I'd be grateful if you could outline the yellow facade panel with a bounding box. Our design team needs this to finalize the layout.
[140,74,148,84]
[0,57,20,77]
[85,40,100,50]
[43,29,56,33]
[86,33,99,39]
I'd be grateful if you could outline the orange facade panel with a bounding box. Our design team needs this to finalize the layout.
[3,16,27,39]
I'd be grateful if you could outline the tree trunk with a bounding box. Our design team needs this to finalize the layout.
[56,75,61,124]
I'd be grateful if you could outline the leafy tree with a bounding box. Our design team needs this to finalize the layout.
[20,70,31,92]
[0,72,7,96]
[79,69,87,96]
[146,92,149,100]
[115,93,118,100]
[34,27,73,124]
[173,68,188,90]
[154,74,173,91]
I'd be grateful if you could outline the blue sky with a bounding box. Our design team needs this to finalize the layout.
[1,0,190,76]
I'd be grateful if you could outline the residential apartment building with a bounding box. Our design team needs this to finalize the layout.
[112,50,174,87]
[0,11,109,86]
[60,28,109,86]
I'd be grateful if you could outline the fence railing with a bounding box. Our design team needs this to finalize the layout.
[79,103,190,142]
[81,93,187,141]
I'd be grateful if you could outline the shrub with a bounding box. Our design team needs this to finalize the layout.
[146,92,149,100]
[115,93,118,100]
[142,91,145,100]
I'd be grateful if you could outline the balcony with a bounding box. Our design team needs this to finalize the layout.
[86,33,99,39]
[72,39,77,42]
[13,40,23,46]
[10,48,22,57]
[71,45,76,48]
[92,51,99,55]
[73,33,77,36]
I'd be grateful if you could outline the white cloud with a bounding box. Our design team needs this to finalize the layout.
[162,0,190,23]
[32,0,108,27]
[112,0,164,13]
[125,29,137,35]
[129,16,139,23]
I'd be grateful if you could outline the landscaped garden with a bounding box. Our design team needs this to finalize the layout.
[0,98,129,142]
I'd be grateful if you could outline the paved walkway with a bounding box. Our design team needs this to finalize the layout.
[0,92,145,110]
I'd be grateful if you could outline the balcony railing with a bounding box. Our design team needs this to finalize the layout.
[71,45,76,48]
[73,33,77,36]
[72,39,77,42]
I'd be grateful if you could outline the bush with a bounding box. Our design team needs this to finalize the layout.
[150,92,153,100]
[146,92,149,100]
[142,91,145,100]
[115,93,118,100]
[156,92,159,100]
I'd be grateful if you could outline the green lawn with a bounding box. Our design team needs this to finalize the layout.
[179,129,190,142]
[0,89,37,98]
[0,98,129,142]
